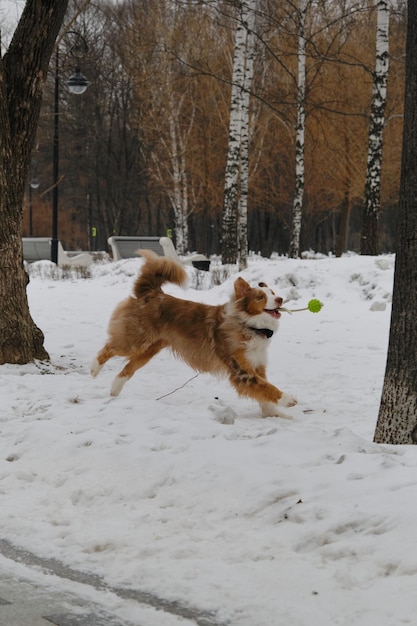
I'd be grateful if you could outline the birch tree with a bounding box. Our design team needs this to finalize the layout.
[147,84,194,254]
[289,0,308,259]
[374,0,417,444]
[237,6,256,271]
[168,109,190,255]
[123,0,215,254]
[221,0,256,267]
[0,0,70,364]
[360,0,391,255]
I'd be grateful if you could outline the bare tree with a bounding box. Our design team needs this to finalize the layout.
[149,78,196,254]
[221,0,256,266]
[289,0,308,259]
[0,0,70,364]
[361,0,391,255]
[83,4,145,248]
[374,0,417,444]
[16,0,405,260]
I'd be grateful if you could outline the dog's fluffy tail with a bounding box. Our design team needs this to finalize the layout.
[133,249,187,297]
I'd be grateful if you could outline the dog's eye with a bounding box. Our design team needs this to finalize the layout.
[256,293,265,301]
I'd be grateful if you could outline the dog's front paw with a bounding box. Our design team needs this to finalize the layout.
[278,392,298,408]
[260,402,293,420]
[111,375,128,397]
[90,358,102,378]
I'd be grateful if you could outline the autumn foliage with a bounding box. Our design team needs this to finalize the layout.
[21,0,406,256]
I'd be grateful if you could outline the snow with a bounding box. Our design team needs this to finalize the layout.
[1,252,417,626]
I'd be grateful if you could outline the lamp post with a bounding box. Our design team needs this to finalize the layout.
[51,32,90,264]
[28,178,40,236]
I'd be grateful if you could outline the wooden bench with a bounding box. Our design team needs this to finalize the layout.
[22,237,94,267]
[108,236,210,271]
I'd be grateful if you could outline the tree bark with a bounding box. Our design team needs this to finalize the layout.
[289,0,308,259]
[221,0,256,266]
[167,94,191,255]
[237,2,255,271]
[360,0,391,256]
[374,0,417,444]
[0,0,69,364]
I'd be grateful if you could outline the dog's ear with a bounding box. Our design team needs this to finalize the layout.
[234,277,251,299]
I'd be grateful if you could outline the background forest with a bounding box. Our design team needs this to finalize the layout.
[14,0,406,257]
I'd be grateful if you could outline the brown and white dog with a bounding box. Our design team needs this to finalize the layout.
[91,251,297,418]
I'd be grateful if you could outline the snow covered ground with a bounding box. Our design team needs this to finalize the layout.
[1,252,417,626]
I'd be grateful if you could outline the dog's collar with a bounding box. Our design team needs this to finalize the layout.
[249,327,274,339]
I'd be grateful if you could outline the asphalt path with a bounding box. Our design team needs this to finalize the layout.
[0,539,225,626]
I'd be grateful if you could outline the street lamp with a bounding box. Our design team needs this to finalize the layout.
[28,178,40,236]
[51,32,90,264]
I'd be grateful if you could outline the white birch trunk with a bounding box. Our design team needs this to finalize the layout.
[237,3,256,271]
[361,0,391,255]
[289,0,308,259]
[221,0,256,266]
[168,111,189,254]
[150,84,195,255]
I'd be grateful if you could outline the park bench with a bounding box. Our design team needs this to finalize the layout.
[22,237,94,267]
[107,236,211,271]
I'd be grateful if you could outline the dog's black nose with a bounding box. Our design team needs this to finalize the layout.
[276,297,283,307]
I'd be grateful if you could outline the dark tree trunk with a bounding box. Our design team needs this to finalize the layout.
[374,0,417,444]
[335,189,351,258]
[0,0,69,364]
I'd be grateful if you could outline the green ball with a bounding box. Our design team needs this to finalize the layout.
[308,299,323,313]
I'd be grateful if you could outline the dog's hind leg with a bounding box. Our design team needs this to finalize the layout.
[111,341,166,396]
[91,343,117,377]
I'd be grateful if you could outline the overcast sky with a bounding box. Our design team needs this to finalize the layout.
[0,0,24,44]
[0,0,23,25]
